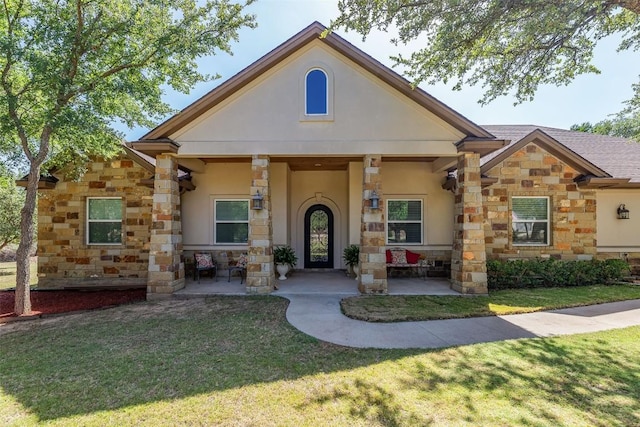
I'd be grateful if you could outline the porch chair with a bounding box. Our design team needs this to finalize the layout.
[228,253,248,284]
[194,252,217,283]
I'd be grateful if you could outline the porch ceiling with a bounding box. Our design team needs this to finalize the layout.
[197,156,439,171]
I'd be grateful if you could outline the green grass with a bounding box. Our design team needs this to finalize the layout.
[341,284,640,322]
[0,260,38,290]
[1,296,639,426]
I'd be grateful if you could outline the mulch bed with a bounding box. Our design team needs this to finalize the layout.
[0,289,147,322]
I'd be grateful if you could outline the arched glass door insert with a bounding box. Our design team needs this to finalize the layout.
[304,204,334,268]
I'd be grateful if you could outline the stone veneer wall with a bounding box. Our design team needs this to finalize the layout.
[37,155,153,288]
[483,143,597,260]
[147,154,185,297]
[358,154,387,293]
[450,153,488,294]
[246,155,276,293]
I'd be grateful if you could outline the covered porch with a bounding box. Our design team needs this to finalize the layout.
[175,269,459,297]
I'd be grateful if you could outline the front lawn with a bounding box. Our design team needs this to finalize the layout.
[0,260,38,290]
[341,284,640,322]
[1,296,639,426]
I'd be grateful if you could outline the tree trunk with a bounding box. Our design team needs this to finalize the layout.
[14,161,41,316]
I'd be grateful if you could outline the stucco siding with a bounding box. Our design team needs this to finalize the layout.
[181,162,252,247]
[290,170,349,269]
[171,41,463,156]
[383,161,454,247]
[596,190,640,250]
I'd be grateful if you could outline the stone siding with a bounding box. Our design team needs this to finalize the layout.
[147,154,185,297]
[246,155,276,293]
[37,155,153,288]
[358,154,387,293]
[451,153,488,294]
[483,143,597,260]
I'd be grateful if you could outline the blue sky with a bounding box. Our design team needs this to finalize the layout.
[127,0,638,139]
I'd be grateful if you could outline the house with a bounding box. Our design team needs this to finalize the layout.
[34,22,640,298]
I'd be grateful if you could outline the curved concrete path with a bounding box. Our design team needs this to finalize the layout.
[277,293,640,349]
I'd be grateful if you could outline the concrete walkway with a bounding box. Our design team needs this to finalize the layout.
[177,270,640,349]
[277,293,640,349]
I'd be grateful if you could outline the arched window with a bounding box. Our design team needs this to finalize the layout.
[305,68,328,115]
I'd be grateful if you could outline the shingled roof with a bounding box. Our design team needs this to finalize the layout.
[481,125,640,183]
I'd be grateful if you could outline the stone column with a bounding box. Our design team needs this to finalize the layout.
[246,155,276,293]
[359,154,387,293]
[451,153,488,294]
[147,154,184,298]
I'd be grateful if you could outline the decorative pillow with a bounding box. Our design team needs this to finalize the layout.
[195,253,214,268]
[391,250,407,265]
[236,254,248,268]
[386,250,393,263]
[406,250,421,264]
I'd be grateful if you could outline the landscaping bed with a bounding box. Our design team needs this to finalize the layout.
[0,288,146,321]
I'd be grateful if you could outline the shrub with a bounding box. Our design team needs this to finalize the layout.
[487,258,630,290]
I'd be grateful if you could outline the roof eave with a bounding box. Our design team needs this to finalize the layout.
[128,139,180,156]
[456,138,509,156]
[576,176,634,189]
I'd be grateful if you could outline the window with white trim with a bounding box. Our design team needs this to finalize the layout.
[305,68,328,115]
[511,196,549,245]
[214,200,249,244]
[87,198,122,245]
[386,200,423,244]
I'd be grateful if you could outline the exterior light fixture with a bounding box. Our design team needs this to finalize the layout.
[252,190,264,210]
[617,204,630,219]
[369,190,380,210]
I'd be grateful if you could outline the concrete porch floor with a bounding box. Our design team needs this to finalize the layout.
[174,269,459,297]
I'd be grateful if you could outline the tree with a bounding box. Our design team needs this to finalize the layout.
[332,1,640,108]
[0,166,23,252]
[0,0,256,315]
[571,113,640,140]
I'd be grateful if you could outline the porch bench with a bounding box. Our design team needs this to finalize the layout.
[386,248,425,278]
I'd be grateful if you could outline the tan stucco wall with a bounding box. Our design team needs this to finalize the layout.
[290,170,349,269]
[171,41,463,157]
[348,162,363,245]
[483,143,597,260]
[182,162,290,249]
[37,156,153,288]
[591,190,640,274]
[596,190,640,250]
[382,161,454,248]
[181,162,252,248]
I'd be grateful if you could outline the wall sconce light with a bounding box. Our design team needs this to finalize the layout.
[617,204,630,219]
[369,190,380,210]
[252,190,264,210]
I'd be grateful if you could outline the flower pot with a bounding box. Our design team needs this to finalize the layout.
[276,263,290,280]
[353,264,359,281]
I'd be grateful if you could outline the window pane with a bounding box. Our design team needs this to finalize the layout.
[216,201,248,221]
[512,222,548,244]
[88,199,122,220]
[306,69,327,114]
[309,210,329,262]
[388,223,422,244]
[89,222,122,244]
[388,200,421,221]
[512,198,548,220]
[216,223,248,243]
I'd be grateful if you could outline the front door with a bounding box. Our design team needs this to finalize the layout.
[304,204,334,268]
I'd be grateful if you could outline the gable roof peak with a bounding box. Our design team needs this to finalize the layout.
[139,21,494,141]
